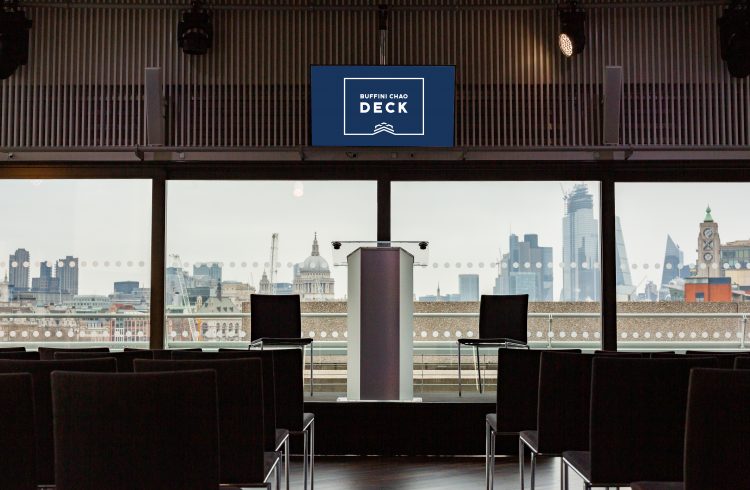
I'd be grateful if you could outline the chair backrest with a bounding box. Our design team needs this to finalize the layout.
[0,358,118,485]
[478,294,528,343]
[735,356,750,369]
[250,294,302,341]
[536,352,593,454]
[53,350,154,372]
[0,351,40,360]
[124,347,202,359]
[649,352,682,358]
[594,350,649,357]
[0,373,36,490]
[38,347,110,360]
[0,346,26,352]
[684,368,750,489]
[496,348,542,433]
[685,350,750,369]
[589,357,718,484]
[272,348,306,431]
[495,348,580,433]
[52,370,220,490]
[133,358,264,484]
[173,349,278,451]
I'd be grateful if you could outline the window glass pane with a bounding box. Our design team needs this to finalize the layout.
[392,181,602,396]
[165,180,377,393]
[616,183,750,347]
[0,180,152,345]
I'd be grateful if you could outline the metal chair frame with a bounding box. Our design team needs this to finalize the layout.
[251,339,314,397]
[459,341,529,396]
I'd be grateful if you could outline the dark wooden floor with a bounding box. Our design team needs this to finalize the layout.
[285,455,589,489]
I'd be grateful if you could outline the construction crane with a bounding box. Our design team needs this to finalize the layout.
[169,254,200,341]
[269,233,279,295]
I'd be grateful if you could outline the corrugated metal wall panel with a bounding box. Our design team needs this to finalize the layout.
[1,0,747,148]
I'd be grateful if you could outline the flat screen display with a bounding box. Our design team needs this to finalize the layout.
[311,65,455,147]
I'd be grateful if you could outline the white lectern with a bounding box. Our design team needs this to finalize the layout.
[333,241,428,402]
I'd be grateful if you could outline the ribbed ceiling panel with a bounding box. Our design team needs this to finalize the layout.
[1,1,746,148]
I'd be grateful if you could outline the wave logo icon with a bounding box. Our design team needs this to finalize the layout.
[373,122,395,135]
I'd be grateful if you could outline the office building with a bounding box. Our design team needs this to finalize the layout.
[561,185,600,301]
[494,233,553,301]
[114,281,140,295]
[458,274,479,301]
[56,256,79,295]
[8,248,30,296]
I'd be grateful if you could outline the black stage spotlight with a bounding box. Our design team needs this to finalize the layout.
[177,0,212,56]
[719,1,750,78]
[558,0,586,58]
[0,0,32,80]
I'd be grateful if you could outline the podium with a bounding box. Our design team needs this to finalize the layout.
[333,241,428,401]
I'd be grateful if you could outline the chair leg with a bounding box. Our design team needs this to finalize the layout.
[310,420,315,490]
[276,453,281,490]
[518,437,525,490]
[530,452,536,490]
[474,345,482,393]
[485,421,491,490]
[561,459,568,490]
[489,429,496,490]
[284,437,290,490]
[303,430,309,490]
[309,343,314,396]
[458,341,462,396]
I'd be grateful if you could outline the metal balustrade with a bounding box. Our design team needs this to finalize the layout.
[0,311,746,349]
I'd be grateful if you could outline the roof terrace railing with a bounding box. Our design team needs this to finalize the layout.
[0,311,746,349]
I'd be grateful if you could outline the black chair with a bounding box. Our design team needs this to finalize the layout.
[685,350,750,369]
[0,358,117,486]
[250,294,314,395]
[273,348,315,490]
[0,351,39,360]
[561,357,718,489]
[51,370,231,490]
[649,352,682,358]
[124,347,202,359]
[736,356,750,369]
[53,350,154,372]
[0,346,25,352]
[38,346,109,360]
[632,368,750,490]
[134,359,279,489]
[647,351,676,357]
[458,294,529,395]
[485,348,580,489]
[171,349,290,490]
[0,373,36,490]
[519,352,593,490]
[594,350,649,357]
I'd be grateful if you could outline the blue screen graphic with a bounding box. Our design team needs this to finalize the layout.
[311,66,455,147]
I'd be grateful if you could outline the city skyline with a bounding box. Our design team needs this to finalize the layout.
[2,180,750,301]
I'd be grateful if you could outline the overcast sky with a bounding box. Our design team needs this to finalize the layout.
[1,180,747,300]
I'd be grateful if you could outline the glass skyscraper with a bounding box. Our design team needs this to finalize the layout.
[561,184,600,301]
[494,233,553,301]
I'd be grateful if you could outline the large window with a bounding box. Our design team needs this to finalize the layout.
[165,180,377,391]
[616,183,750,348]
[0,180,152,345]
[392,181,602,394]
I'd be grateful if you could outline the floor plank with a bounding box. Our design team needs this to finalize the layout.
[285,455,593,489]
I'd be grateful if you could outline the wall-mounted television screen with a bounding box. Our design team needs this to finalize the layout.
[311,65,455,147]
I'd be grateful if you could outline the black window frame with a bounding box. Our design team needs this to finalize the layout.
[2,158,748,349]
